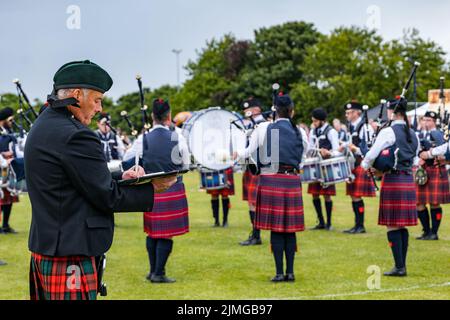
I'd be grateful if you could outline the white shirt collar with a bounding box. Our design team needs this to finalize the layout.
[151,124,169,131]
[275,118,291,123]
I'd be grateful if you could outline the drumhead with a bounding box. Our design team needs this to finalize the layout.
[182,108,246,171]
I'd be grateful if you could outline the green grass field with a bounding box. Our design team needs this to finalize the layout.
[1,172,450,300]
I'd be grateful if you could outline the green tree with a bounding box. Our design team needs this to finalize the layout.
[172,34,250,112]
[290,27,450,122]
[232,21,321,110]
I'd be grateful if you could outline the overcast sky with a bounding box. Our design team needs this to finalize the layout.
[1,0,449,102]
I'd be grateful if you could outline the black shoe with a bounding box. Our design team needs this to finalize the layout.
[0,260,6,266]
[416,233,430,240]
[311,224,326,230]
[150,275,176,283]
[425,233,439,241]
[284,274,295,282]
[271,274,285,282]
[239,236,262,246]
[2,227,17,234]
[325,225,333,231]
[213,222,220,228]
[222,221,229,228]
[384,267,407,277]
[343,226,357,234]
[353,226,366,234]
[146,273,154,281]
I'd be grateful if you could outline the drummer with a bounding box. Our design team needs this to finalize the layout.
[308,108,342,231]
[339,102,376,234]
[206,167,235,228]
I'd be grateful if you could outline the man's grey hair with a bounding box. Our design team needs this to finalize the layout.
[57,88,89,100]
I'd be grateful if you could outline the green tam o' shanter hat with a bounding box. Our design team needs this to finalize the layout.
[53,60,113,94]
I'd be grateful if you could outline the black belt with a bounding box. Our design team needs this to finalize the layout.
[388,170,412,175]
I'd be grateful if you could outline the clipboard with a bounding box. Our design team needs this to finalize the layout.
[118,169,189,186]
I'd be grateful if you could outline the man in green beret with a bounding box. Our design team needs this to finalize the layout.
[25,60,176,300]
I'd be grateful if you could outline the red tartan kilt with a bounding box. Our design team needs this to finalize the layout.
[206,168,235,196]
[346,166,376,198]
[378,173,418,227]
[29,253,98,300]
[307,183,336,196]
[0,188,19,205]
[242,170,258,205]
[255,174,305,233]
[416,166,450,205]
[144,180,189,239]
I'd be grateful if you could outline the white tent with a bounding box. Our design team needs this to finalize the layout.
[407,103,429,117]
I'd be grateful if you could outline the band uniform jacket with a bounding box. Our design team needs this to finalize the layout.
[25,107,155,257]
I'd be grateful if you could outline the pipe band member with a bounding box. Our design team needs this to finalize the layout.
[308,108,342,231]
[362,98,419,277]
[340,102,376,234]
[95,112,126,161]
[240,97,266,246]
[142,98,190,284]
[415,111,450,241]
[26,60,175,300]
[236,94,308,282]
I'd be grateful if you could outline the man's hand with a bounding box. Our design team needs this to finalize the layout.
[319,148,331,159]
[419,151,431,161]
[122,166,145,180]
[338,145,345,153]
[1,151,14,160]
[369,167,383,178]
[349,144,358,153]
[152,175,177,193]
[232,151,238,161]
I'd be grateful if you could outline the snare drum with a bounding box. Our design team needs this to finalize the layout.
[320,157,352,187]
[200,168,227,190]
[300,157,321,184]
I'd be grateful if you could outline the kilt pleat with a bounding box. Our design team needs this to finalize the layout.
[346,166,376,198]
[416,165,450,205]
[207,168,235,196]
[144,180,189,239]
[242,170,259,205]
[255,174,305,233]
[29,253,98,300]
[378,173,418,227]
[307,182,336,196]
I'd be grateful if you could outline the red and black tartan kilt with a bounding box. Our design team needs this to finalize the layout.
[255,174,305,233]
[207,168,235,197]
[0,188,19,205]
[29,253,98,300]
[378,173,418,227]
[307,183,336,196]
[346,166,376,198]
[416,165,450,205]
[242,169,259,205]
[144,179,189,239]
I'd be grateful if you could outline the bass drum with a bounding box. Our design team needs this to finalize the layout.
[182,107,246,171]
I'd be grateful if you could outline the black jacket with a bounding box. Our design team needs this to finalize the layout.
[25,107,154,257]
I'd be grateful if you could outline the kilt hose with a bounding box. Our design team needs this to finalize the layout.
[242,169,259,206]
[378,173,418,227]
[307,182,336,196]
[0,188,19,205]
[144,179,189,239]
[30,253,98,300]
[346,166,377,198]
[255,174,305,233]
[416,165,450,205]
[207,168,235,197]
